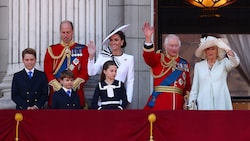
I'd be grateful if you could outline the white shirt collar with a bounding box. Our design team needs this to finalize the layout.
[25,68,35,73]
[62,87,72,93]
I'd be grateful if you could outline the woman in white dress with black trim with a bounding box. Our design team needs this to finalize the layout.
[87,25,134,106]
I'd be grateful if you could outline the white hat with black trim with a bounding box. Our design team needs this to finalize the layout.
[102,24,131,45]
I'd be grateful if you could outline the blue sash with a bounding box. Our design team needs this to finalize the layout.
[148,58,187,107]
[55,44,86,78]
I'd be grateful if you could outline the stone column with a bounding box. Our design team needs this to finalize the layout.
[0,0,107,109]
[124,0,153,109]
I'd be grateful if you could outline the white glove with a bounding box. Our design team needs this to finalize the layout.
[189,100,197,110]
[215,38,231,52]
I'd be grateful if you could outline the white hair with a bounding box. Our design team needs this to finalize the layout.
[164,34,181,47]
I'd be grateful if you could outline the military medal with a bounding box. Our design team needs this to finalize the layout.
[69,64,75,71]
[178,78,183,86]
[73,58,79,65]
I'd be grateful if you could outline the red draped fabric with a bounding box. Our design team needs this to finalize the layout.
[0,110,250,141]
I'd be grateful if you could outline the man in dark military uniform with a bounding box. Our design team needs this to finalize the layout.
[11,48,48,110]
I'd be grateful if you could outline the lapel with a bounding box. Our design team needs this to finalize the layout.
[21,69,30,80]
[61,89,70,98]
[32,69,37,79]
[22,69,36,88]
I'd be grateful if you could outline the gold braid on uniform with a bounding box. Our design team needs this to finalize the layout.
[49,79,62,91]
[150,53,178,78]
[61,41,74,69]
[47,41,74,75]
[73,78,85,91]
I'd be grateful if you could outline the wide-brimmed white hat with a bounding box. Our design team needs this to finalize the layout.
[102,24,130,45]
[195,36,226,59]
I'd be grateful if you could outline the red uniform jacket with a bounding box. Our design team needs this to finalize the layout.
[44,41,89,107]
[143,44,191,110]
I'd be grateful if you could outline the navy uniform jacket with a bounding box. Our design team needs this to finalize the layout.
[11,69,48,109]
[51,88,81,109]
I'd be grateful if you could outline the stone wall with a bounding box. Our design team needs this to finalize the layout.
[0,0,8,82]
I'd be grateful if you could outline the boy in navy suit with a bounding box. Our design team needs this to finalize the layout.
[51,70,81,109]
[11,48,48,110]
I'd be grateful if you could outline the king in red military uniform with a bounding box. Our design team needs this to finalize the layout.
[142,22,191,110]
[44,20,89,108]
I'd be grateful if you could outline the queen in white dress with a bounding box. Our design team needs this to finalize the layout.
[188,36,240,110]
